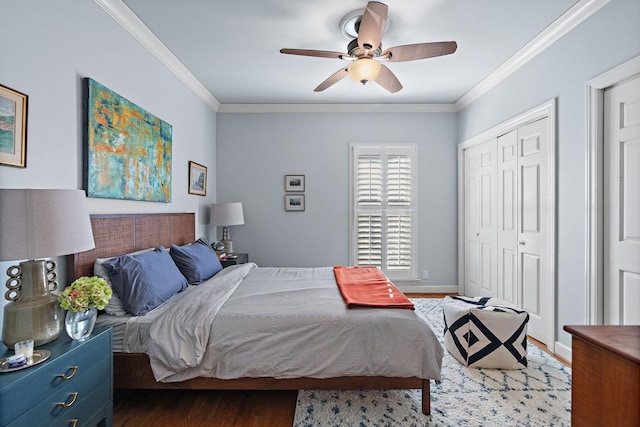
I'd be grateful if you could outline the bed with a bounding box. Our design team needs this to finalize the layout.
[68,213,443,415]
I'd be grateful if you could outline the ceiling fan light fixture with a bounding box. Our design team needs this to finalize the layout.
[280,2,456,93]
[348,58,381,85]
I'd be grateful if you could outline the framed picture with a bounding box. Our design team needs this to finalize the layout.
[285,174,305,192]
[0,84,28,168]
[285,194,305,211]
[188,161,207,196]
[85,78,172,202]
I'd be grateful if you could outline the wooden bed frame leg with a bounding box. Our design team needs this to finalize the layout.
[422,379,431,415]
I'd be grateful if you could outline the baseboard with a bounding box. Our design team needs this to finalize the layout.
[397,284,459,294]
[554,341,572,364]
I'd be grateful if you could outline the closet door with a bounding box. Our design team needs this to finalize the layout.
[473,118,550,343]
[516,117,550,343]
[461,107,554,347]
[464,139,498,297]
[497,130,518,304]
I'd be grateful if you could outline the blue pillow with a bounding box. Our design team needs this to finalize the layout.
[170,238,222,284]
[103,247,189,316]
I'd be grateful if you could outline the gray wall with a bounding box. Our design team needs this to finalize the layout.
[0,0,218,334]
[216,113,458,288]
[458,0,640,347]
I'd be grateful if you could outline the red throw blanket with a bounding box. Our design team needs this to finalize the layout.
[333,266,414,309]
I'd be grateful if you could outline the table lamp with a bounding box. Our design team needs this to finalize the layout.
[211,202,244,254]
[0,189,95,347]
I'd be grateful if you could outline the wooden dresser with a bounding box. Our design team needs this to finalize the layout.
[0,326,113,426]
[564,325,640,427]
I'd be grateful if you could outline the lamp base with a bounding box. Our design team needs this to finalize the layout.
[221,225,234,254]
[2,260,64,347]
[221,239,233,254]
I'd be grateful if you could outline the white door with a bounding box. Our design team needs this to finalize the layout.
[516,118,550,343]
[604,76,640,324]
[464,139,498,298]
[496,120,551,342]
[497,130,518,304]
[462,105,554,347]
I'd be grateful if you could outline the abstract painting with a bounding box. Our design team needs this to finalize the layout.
[0,84,28,168]
[85,78,172,202]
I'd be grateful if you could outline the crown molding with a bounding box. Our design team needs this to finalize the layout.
[94,0,221,112]
[96,0,609,114]
[217,103,457,113]
[454,0,611,111]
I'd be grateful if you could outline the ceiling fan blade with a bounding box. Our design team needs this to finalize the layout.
[376,64,402,93]
[381,41,457,62]
[280,48,348,59]
[314,67,349,92]
[357,1,388,51]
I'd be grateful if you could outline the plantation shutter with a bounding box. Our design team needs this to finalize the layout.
[350,144,417,280]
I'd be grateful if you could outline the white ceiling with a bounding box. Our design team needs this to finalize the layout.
[119,0,583,107]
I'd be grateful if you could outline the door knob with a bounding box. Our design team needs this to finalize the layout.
[476,233,480,237]
[519,241,526,245]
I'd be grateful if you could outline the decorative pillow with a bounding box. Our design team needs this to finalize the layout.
[170,237,223,284]
[94,248,155,316]
[103,247,189,316]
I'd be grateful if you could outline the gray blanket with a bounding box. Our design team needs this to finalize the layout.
[122,264,444,383]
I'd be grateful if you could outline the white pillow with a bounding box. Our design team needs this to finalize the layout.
[94,248,155,316]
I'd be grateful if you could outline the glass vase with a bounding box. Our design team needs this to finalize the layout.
[64,306,97,340]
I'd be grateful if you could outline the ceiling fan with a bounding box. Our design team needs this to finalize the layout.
[280,1,457,93]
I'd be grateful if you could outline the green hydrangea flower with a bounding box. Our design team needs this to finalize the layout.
[58,276,112,312]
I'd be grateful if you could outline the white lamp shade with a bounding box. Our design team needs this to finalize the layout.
[0,189,95,261]
[210,202,244,226]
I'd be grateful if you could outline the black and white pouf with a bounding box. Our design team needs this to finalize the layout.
[443,295,529,369]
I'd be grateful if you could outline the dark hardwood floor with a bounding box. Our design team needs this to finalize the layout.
[114,389,297,427]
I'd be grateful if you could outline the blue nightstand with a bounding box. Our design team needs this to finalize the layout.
[0,327,113,426]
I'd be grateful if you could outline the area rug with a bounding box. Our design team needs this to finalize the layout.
[293,298,571,426]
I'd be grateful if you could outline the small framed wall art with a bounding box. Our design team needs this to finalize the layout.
[285,194,305,211]
[285,174,305,192]
[0,84,28,168]
[188,161,207,196]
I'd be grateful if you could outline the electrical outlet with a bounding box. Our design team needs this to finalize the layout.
[422,270,429,280]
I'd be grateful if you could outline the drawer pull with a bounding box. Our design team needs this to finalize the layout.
[57,366,78,380]
[69,420,78,427]
[57,392,78,408]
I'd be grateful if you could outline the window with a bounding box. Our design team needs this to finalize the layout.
[349,143,417,280]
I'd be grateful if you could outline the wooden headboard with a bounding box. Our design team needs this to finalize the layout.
[68,213,195,281]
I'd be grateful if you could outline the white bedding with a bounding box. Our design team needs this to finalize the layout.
[104,263,444,383]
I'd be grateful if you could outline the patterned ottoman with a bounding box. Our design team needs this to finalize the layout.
[443,295,529,369]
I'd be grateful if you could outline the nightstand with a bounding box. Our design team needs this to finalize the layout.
[221,253,249,268]
[0,326,113,427]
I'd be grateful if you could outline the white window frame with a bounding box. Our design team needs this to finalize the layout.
[349,143,418,281]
